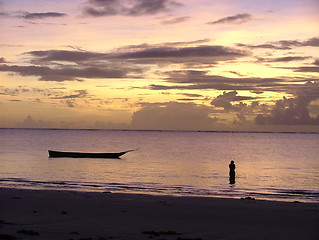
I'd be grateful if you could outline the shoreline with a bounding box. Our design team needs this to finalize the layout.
[1,183,318,204]
[1,187,318,240]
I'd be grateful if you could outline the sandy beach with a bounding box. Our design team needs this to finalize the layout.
[0,188,318,240]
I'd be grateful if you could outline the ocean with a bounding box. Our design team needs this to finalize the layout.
[0,128,318,202]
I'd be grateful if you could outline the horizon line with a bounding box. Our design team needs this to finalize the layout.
[1,127,318,134]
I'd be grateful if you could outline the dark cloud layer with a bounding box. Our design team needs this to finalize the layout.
[207,13,252,25]
[24,44,246,65]
[295,66,319,73]
[113,45,248,63]
[237,43,290,50]
[239,37,319,50]
[83,0,182,17]
[21,12,67,19]
[259,56,310,63]
[0,64,133,81]
[0,43,248,82]
[2,45,180,82]
[298,37,319,47]
[163,70,281,84]
[26,50,106,63]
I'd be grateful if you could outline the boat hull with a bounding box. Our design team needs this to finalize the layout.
[48,150,129,158]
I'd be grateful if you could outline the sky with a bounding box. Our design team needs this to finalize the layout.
[0,0,319,132]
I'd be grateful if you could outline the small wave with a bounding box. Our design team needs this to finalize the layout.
[275,189,319,196]
[1,178,318,202]
[262,187,319,195]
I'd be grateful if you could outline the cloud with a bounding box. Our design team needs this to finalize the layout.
[148,71,319,103]
[114,45,248,63]
[22,43,247,70]
[149,83,253,91]
[0,42,245,82]
[50,90,89,99]
[0,57,6,63]
[83,0,182,17]
[0,86,100,109]
[160,16,190,24]
[25,44,244,65]
[179,93,203,98]
[238,36,319,50]
[0,87,28,96]
[0,8,66,20]
[0,86,58,98]
[236,43,290,50]
[294,66,319,73]
[21,12,67,20]
[64,99,75,108]
[207,13,252,25]
[290,81,319,103]
[204,86,319,127]
[0,44,24,48]
[0,1,9,18]
[0,12,9,18]
[255,81,319,126]
[16,115,52,128]
[210,90,256,111]
[288,58,319,73]
[131,101,218,130]
[26,50,106,63]
[49,89,93,108]
[0,64,135,81]
[255,96,319,125]
[115,39,211,51]
[259,56,311,63]
[298,37,319,47]
[150,70,297,92]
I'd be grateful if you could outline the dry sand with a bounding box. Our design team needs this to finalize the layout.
[0,187,318,240]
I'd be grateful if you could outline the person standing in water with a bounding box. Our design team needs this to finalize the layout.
[229,160,236,184]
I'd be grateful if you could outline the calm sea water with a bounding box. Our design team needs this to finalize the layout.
[0,128,318,202]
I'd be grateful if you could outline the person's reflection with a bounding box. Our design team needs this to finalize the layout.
[229,160,235,184]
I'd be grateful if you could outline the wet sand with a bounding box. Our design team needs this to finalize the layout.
[0,187,318,240]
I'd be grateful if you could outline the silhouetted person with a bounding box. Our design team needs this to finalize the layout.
[229,160,235,184]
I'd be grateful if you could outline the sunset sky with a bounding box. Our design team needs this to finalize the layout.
[1,0,319,131]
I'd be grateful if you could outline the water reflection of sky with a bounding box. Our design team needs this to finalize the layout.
[0,129,318,202]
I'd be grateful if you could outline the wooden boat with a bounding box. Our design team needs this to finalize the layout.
[48,150,133,158]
